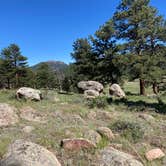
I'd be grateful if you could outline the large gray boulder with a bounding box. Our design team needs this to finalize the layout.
[98,147,143,166]
[0,103,19,127]
[109,84,125,98]
[1,139,61,166]
[16,87,42,101]
[78,81,103,93]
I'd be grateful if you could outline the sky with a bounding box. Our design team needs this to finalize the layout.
[0,0,165,66]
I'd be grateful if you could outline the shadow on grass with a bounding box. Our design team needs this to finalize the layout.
[111,97,166,114]
[125,91,140,96]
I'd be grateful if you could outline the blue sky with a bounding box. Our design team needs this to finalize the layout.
[0,0,165,66]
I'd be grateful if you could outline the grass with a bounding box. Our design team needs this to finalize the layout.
[0,81,165,165]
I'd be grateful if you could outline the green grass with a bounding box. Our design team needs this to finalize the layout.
[0,81,165,165]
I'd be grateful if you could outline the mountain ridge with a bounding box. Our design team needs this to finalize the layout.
[31,60,68,72]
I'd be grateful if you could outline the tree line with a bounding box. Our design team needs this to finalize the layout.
[71,0,166,95]
[0,44,70,91]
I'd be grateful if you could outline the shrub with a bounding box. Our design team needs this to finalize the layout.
[110,120,144,143]
[86,96,108,109]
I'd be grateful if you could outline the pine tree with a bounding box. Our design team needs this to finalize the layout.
[113,0,166,95]
[90,19,121,84]
[0,44,28,88]
[71,38,97,82]
[35,63,57,89]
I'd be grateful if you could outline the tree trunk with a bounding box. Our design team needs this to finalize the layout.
[140,79,146,95]
[152,82,159,94]
[15,73,19,88]
[7,78,10,89]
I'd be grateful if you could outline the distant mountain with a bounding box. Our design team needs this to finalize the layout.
[32,61,68,72]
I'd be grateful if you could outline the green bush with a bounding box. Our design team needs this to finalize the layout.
[110,120,144,143]
[86,96,108,109]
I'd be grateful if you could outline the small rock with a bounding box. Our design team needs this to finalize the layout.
[0,103,19,127]
[61,138,96,151]
[97,127,114,140]
[98,147,143,166]
[22,126,35,133]
[109,84,125,98]
[84,130,102,145]
[1,139,61,166]
[145,148,165,161]
[84,89,100,99]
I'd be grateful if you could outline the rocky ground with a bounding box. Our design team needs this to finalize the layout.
[0,81,165,166]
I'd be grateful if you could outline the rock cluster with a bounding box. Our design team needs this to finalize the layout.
[78,81,103,98]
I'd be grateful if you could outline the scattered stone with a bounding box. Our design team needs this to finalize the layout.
[1,139,61,166]
[109,84,125,98]
[84,89,100,99]
[22,126,35,133]
[84,130,102,145]
[20,106,46,123]
[61,138,96,151]
[78,81,103,93]
[145,148,165,161]
[139,114,155,122]
[16,87,42,101]
[0,103,19,127]
[98,147,143,166]
[97,127,114,140]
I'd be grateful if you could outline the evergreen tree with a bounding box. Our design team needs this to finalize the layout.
[35,63,57,89]
[0,44,28,88]
[71,38,97,82]
[90,19,121,84]
[113,0,166,95]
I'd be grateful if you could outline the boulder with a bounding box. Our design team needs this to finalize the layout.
[97,127,114,140]
[98,147,143,166]
[0,103,19,127]
[1,139,61,166]
[84,89,100,99]
[109,84,125,98]
[20,106,46,123]
[145,148,165,161]
[16,87,42,101]
[61,138,96,151]
[84,130,102,145]
[78,81,103,92]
